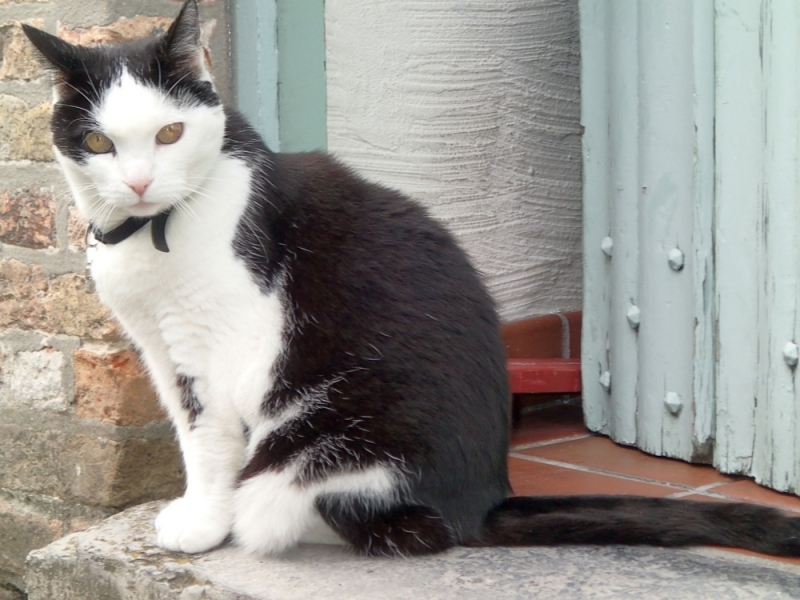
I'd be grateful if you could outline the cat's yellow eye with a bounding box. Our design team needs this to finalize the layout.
[85,131,114,154]
[156,123,184,145]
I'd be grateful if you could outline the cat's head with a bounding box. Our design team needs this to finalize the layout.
[23,0,224,229]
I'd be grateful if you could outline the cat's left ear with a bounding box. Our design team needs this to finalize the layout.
[22,24,81,75]
[22,24,89,101]
[163,0,212,81]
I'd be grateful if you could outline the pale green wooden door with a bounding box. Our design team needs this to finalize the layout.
[232,0,327,152]
[581,0,800,495]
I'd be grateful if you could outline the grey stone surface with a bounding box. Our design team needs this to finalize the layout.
[0,409,182,507]
[25,501,800,599]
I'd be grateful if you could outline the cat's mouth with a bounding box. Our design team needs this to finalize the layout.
[125,200,171,218]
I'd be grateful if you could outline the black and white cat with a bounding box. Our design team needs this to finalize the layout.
[24,0,800,558]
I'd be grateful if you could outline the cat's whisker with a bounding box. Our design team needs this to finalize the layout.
[90,206,111,231]
[58,80,96,109]
[79,58,101,101]
[172,197,200,225]
[166,71,192,97]
[93,201,122,232]
[59,103,95,117]
[184,175,229,180]
[236,216,271,264]
[68,183,99,194]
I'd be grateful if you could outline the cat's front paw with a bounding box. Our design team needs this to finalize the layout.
[155,497,231,553]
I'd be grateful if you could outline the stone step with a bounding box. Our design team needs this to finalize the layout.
[25,502,800,599]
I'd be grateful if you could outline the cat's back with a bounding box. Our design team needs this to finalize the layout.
[271,151,496,324]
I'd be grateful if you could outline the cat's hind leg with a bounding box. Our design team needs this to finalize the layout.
[315,493,455,557]
[231,468,329,554]
[231,462,430,555]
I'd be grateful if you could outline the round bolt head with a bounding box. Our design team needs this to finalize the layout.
[664,392,683,416]
[783,342,799,368]
[601,237,613,257]
[668,248,685,271]
[626,305,641,329]
[599,370,612,392]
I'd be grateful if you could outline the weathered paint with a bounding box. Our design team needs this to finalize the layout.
[690,1,717,463]
[713,0,762,480]
[583,0,800,494]
[232,0,280,149]
[580,1,715,462]
[580,0,613,435]
[276,0,327,152]
[715,0,800,493]
[754,0,799,494]
[232,0,326,152]
[325,1,583,321]
[636,1,702,460]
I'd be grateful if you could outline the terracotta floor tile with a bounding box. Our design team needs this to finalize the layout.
[507,456,680,497]
[520,436,738,489]
[713,479,800,513]
[510,402,589,448]
[505,396,800,567]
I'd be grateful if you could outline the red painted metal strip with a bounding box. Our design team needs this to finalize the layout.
[507,358,582,395]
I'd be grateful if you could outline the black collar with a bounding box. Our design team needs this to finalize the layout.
[89,207,174,252]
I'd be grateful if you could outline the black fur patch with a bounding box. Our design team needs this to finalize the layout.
[475,495,800,556]
[316,495,455,557]
[176,374,202,427]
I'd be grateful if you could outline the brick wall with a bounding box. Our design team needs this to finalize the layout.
[0,2,231,598]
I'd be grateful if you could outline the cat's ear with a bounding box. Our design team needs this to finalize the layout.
[22,24,80,75]
[163,0,211,80]
[21,24,86,101]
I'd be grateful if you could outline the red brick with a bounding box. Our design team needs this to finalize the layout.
[0,96,53,162]
[502,314,565,359]
[58,16,173,47]
[0,260,121,340]
[67,206,88,251]
[0,188,56,249]
[74,346,164,427]
[0,260,48,329]
[565,311,582,358]
[0,20,46,81]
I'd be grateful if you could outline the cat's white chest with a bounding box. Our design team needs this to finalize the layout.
[89,157,285,423]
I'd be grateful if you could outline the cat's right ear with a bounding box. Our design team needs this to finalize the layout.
[22,24,80,75]
[163,0,211,81]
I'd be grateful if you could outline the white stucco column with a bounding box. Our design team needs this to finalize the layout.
[325,1,583,322]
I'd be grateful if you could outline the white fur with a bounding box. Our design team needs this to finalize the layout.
[59,69,223,225]
[233,465,397,554]
[58,71,398,554]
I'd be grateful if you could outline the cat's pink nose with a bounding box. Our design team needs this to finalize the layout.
[127,179,152,197]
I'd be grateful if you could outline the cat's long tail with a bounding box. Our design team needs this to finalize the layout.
[473,495,800,556]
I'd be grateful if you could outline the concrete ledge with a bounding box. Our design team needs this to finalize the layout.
[25,502,800,599]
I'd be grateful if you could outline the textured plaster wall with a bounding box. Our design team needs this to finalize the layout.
[325,0,582,322]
